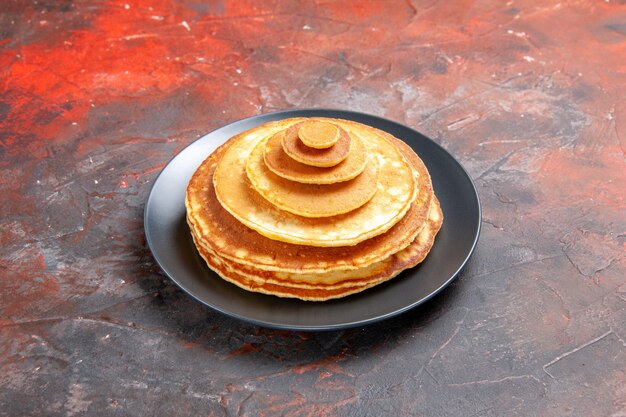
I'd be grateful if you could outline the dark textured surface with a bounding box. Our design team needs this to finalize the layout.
[1,0,625,416]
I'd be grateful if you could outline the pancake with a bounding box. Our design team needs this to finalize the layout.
[247,135,379,218]
[186,120,433,273]
[263,130,367,184]
[193,196,441,288]
[298,120,340,149]
[191,197,443,301]
[212,119,416,247]
[196,247,380,300]
[282,121,351,167]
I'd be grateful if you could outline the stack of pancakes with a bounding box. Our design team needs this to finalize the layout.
[186,117,443,301]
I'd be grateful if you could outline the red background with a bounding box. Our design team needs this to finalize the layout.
[1,1,625,415]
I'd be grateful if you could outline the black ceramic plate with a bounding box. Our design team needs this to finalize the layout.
[144,109,481,330]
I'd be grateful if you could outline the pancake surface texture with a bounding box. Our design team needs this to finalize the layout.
[247,135,379,217]
[264,130,367,184]
[282,122,351,167]
[186,117,443,301]
[298,120,340,149]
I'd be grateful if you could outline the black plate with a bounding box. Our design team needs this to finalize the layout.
[144,109,481,330]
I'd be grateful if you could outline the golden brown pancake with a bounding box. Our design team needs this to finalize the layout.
[282,121,351,167]
[193,196,441,288]
[186,116,443,301]
[196,247,381,300]
[211,119,416,247]
[186,119,432,273]
[191,197,443,301]
[247,135,379,218]
[298,120,340,149]
[263,130,367,184]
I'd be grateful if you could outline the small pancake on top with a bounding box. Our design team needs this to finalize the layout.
[282,121,351,167]
[263,130,367,184]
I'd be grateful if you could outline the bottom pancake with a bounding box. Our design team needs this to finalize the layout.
[191,197,443,301]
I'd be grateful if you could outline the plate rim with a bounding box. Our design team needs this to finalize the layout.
[144,108,481,331]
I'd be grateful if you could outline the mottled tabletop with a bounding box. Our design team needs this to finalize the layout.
[1,1,625,416]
